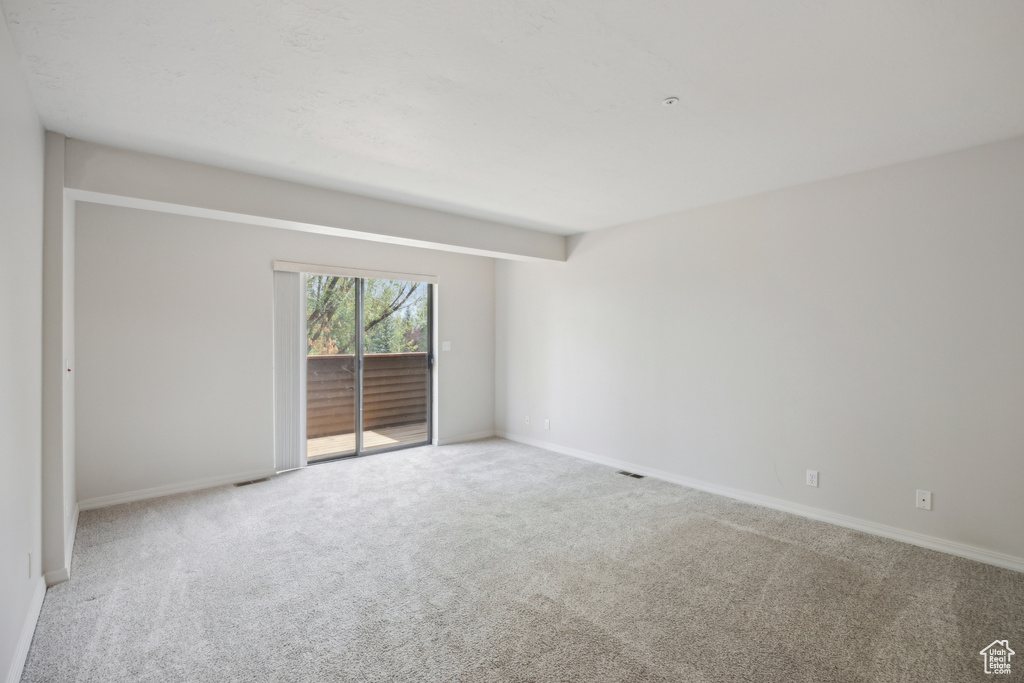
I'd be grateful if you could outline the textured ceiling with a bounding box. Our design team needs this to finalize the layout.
[3,0,1024,234]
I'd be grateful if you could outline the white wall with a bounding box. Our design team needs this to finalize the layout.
[75,202,495,504]
[0,9,46,683]
[496,135,1024,562]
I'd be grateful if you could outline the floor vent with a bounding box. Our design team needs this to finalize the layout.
[617,470,645,479]
[234,478,270,487]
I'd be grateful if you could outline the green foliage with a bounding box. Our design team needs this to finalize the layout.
[306,276,427,356]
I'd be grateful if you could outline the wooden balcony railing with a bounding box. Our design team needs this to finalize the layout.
[306,353,428,439]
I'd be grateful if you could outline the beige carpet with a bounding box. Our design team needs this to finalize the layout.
[22,439,1024,682]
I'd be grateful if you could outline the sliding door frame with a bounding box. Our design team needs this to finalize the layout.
[274,261,437,467]
[354,277,365,456]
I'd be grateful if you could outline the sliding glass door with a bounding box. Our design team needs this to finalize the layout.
[305,275,359,460]
[360,279,431,452]
[304,274,431,462]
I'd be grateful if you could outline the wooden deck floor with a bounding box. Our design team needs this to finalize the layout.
[307,422,428,461]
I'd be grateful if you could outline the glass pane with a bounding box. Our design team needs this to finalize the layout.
[361,279,429,450]
[305,275,357,461]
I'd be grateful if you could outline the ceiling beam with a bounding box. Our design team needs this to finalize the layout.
[63,139,566,262]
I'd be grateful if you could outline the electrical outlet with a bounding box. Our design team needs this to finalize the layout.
[525,415,530,426]
[806,470,818,487]
[544,419,550,430]
[916,490,932,510]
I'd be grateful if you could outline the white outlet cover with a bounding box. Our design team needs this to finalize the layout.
[806,470,818,487]
[441,341,451,352]
[544,419,550,430]
[916,490,932,510]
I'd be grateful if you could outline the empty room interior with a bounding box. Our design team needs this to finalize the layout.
[2,1,1024,681]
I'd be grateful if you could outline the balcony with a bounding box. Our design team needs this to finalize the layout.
[306,352,429,461]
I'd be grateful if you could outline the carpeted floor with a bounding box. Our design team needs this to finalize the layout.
[22,439,1024,682]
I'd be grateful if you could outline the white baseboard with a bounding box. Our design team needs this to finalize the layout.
[43,567,69,586]
[78,469,277,511]
[5,577,45,683]
[497,432,1024,574]
[436,430,496,446]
